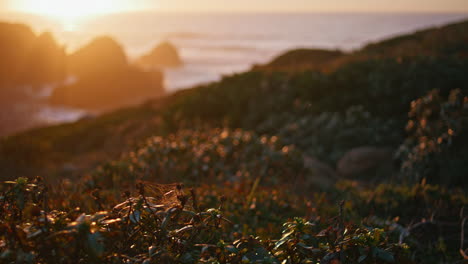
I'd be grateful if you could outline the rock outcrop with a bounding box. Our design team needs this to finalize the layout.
[51,36,165,111]
[0,25,165,112]
[0,23,66,88]
[137,42,183,68]
[67,36,128,77]
[22,32,66,86]
[0,22,35,87]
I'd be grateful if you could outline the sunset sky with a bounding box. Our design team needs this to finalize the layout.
[1,0,468,17]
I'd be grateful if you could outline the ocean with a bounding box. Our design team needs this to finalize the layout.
[0,12,467,133]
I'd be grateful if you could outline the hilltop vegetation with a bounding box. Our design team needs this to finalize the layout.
[0,19,467,263]
[257,19,468,73]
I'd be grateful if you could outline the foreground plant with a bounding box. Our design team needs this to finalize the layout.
[0,177,414,264]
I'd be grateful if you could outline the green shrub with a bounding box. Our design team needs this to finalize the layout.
[92,128,306,190]
[397,89,468,186]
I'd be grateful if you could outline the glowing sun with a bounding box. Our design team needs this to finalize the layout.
[14,0,140,19]
[12,0,146,31]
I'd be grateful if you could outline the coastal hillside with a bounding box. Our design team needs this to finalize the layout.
[0,19,467,263]
[256,19,468,72]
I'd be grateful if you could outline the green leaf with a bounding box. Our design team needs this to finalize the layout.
[275,230,294,249]
[226,245,239,254]
[87,232,105,257]
[130,210,141,223]
[374,247,395,263]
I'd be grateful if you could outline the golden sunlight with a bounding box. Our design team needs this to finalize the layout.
[14,0,140,19]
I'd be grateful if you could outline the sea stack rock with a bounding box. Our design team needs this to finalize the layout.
[51,36,165,111]
[68,36,128,77]
[0,23,66,88]
[22,32,66,86]
[0,23,36,87]
[137,42,183,68]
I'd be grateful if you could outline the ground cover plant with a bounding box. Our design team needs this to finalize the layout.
[0,177,416,264]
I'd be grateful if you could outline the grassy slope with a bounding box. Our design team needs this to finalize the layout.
[257,19,468,72]
[0,104,163,179]
[1,19,467,181]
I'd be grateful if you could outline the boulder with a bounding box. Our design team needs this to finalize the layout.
[137,42,183,68]
[68,36,128,77]
[302,155,338,189]
[337,146,394,180]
